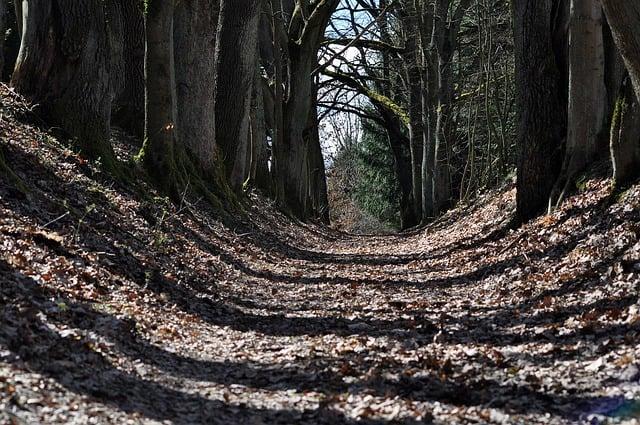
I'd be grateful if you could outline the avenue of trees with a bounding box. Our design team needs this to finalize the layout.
[1,0,639,228]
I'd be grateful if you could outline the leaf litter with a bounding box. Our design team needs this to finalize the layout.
[1,85,639,424]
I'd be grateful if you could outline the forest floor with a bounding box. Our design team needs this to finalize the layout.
[1,86,640,425]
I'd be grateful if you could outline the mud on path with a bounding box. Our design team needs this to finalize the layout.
[1,86,640,424]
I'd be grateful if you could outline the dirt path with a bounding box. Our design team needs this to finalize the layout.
[1,87,640,424]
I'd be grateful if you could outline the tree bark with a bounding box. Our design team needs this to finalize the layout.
[214,0,260,192]
[610,76,640,187]
[417,0,436,220]
[278,49,315,216]
[141,0,180,195]
[549,0,606,209]
[601,1,640,185]
[601,2,640,101]
[271,0,339,219]
[512,0,567,223]
[399,2,424,220]
[249,68,274,194]
[433,48,454,215]
[112,0,145,137]
[306,98,330,223]
[174,0,219,174]
[384,115,417,230]
[11,0,116,164]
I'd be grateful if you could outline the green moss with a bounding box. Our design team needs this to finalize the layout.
[611,94,628,139]
[136,136,242,222]
[322,69,409,127]
[366,90,410,127]
[575,174,589,192]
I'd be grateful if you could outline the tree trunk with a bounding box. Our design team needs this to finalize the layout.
[512,0,567,223]
[601,2,640,101]
[267,0,286,205]
[249,65,269,190]
[601,1,640,184]
[0,0,5,75]
[421,99,435,219]
[112,0,145,137]
[400,2,424,220]
[271,0,339,219]
[417,0,435,221]
[382,109,418,230]
[11,0,116,164]
[549,0,606,209]
[433,49,454,215]
[141,0,180,195]
[214,0,260,192]
[610,76,640,187]
[306,99,330,224]
[174,0,218,173]
[278,49,315,216]
[253,73,273,194]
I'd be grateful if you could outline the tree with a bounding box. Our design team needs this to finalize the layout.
[214,0,260,192]
[141,0,232,201]
[141,0,180,194]
[512,0,567,223]
[268,0,340,218]
[601,2,640,100]
[248,64,272,194]
[112,0,145,138]
[398,0,424,221]
[428,0,473,217]
[306,89,330,223]
[601,1,640,186]
[11,0,118,166]
[610,75,640,187]
[174,0,219,174]
[549,0,606,209]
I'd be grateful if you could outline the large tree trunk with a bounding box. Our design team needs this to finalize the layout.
[433,49,455,216]
[421,98,435,220]
[601,1,640,186]
[141,0,180,195]
[11,0,116,164]
[417,0,436,221]
[252,73,273,194]
[610,76,640,187]
[382,110,418,230]
[400,2,424,220]
[214,0,260,192]
[306,98,330,224]
[267,0,286,205]
[174,0,218,174]
[549,0,606,209]
[277,49,316,216]
[271,0,339,219]
[601,2,640,101]
[512,0,567,223]
[112,0,145,137]
[248,66,271,193]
